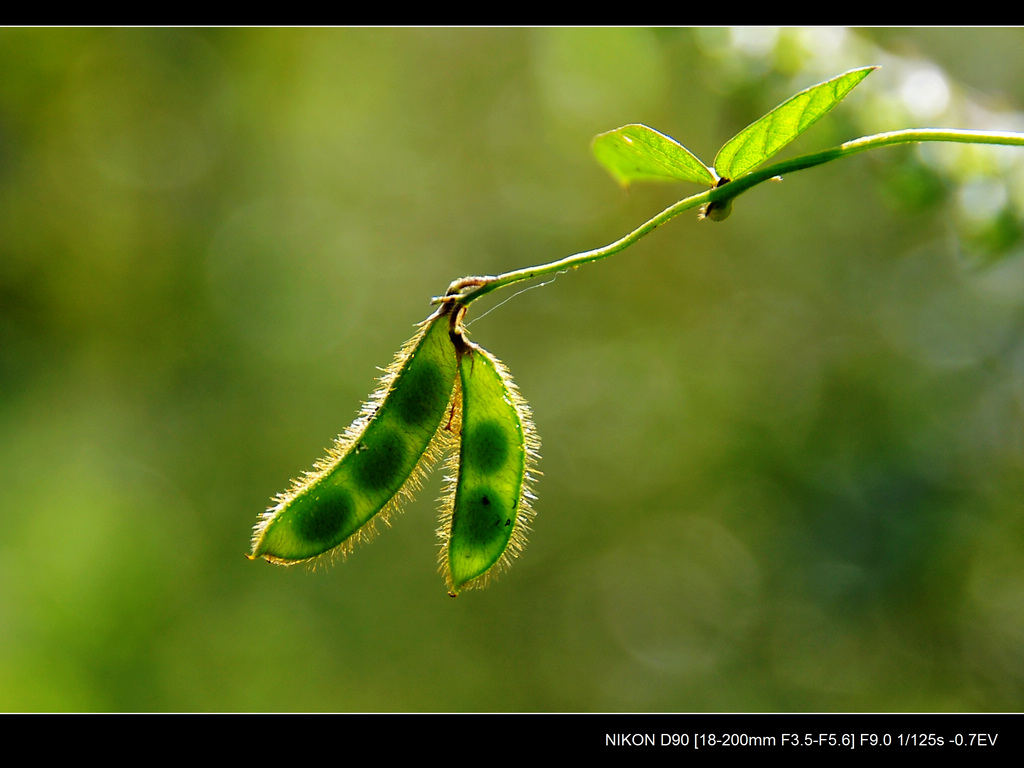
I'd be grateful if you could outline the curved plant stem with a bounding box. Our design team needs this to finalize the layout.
[437,129,1024,309]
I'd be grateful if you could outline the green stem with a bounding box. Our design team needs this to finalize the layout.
[438,128,1024,308]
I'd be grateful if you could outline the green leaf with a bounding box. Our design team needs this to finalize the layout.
[713,66,877,181]
[592,123,716,188]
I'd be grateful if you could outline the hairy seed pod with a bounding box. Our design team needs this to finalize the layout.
[439,330,539,595]
[251,307,460,565]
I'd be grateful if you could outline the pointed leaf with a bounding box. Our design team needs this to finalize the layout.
[592,123,716,188]
[714,66,877,181]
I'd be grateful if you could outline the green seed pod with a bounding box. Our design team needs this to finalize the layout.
[251,307,460,565]
[439,331,539,595]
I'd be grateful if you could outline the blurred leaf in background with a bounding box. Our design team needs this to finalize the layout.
[1,27,1024,712]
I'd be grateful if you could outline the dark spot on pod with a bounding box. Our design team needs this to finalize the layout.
[459,487,507,548]
[353,426,408,492]
[294,486,354,545]
[390,359,445,428]
[463,420,510,475]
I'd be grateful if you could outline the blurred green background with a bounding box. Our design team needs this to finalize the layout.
[2,27,1024,712]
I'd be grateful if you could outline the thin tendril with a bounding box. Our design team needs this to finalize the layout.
[464,277,558,328]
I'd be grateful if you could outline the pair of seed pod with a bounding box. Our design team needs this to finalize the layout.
[249,303,538,595]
